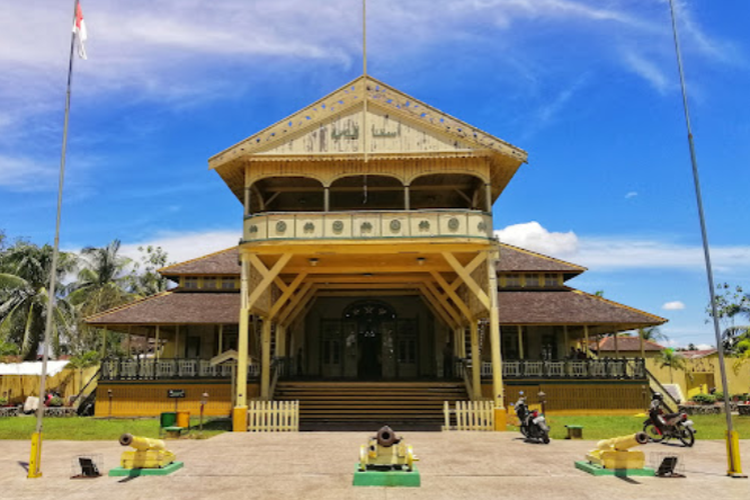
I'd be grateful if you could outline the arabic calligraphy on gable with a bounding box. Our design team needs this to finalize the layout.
[256,106,476,155]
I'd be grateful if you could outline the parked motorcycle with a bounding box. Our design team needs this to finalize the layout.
[514,392,550,444]
[643,392,696,447]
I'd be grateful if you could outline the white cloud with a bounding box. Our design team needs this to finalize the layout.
[495,221,750,272]
[662,301,686,311]
[621,50,670,94]
[0,155,57,191]
[119,230,240,265]
[625,191,638,199]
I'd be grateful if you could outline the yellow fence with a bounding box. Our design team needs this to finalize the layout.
[94,381,260,418]
[442,400,494,431]
[0,366,99,405]
[248,400,299,432]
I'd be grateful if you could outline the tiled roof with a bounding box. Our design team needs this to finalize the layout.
[496,243,586,275]
[158,247,240,276]
[589,336,665,351]
[680,349,718,359]
[85,292,240,325]
[497,289,666,328]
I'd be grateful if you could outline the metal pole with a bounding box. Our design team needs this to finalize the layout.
[668,0,743,477]
[28,0,79,480]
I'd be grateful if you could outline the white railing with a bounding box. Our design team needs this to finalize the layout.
[483,358,647,379]
[243,209,493,243]
[442,400,495,431]
[248,400,299,432]
[101,358,261,381]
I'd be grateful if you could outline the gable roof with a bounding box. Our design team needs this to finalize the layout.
[497,242,586,277]
[589,336,665,352]
[208,75,528,202]
[158,247,239,277]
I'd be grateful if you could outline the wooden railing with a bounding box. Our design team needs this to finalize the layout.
[480,358,646,380]
[100,358,260,381]
[248,400,299,432]
[442,400,494,431]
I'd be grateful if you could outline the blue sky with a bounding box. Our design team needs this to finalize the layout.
[1,1,749,349]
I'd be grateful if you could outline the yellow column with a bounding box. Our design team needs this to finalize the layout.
[584,325,590,357]
[218,324,224,354]
[487,248,506,430]
[517,325,524,359]
[457,327,466,358]
[234,254,250,431]
[260,319,272,400]
[614,332,620,358]
[155,326,160,360]
[470,321,481,400]
[276,324,286,358]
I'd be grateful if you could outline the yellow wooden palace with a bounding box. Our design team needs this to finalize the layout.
[88,76,666,430]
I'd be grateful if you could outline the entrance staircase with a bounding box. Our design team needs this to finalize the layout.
[274,380,468,430]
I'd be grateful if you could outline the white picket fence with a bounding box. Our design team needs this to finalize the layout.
[248,400,299,432]
[442,400,495,431]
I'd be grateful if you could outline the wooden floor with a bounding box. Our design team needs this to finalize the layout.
[274,380,468,430]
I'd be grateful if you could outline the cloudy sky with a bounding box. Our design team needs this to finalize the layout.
[2,1,749,349]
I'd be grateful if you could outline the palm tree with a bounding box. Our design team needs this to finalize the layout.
[67,240,132,354]
[0,242,77,359]
[659,348,687,385]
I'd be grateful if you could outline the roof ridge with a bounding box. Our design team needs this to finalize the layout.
[158,246,238,274]
[498,241,587,272]
[573,289,667,324]
[84,291,173,322]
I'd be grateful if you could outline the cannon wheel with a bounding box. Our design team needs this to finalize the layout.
[643,423,665,443]
[677,424,695,447]
[406,445,415,471]
[359,445,368,471]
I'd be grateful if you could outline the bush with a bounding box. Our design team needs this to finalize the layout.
[691,393,716,405]
[0,397,8,406]
[712,391,724,401]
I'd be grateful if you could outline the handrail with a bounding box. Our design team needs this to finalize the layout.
[460,358,474,400]
[645,368,679,412]
[71,365,101,409]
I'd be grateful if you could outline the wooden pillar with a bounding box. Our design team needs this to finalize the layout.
[457,327,466,358]
[324,186,330,212]
[244,185,251,216]
[584,325,590,358]
[614,332,619,358]
[487,248,506,420]
[218,324,224,354]
[155,326,160,360]
[517,325,524,359]
[175,325,180,359]
[234,254,250,431]
[260,319,272,400]
[485,183,492,212]
[404,185,410,210]
[470,321,482,400]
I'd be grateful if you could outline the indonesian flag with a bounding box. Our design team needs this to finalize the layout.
[72,2,88,60]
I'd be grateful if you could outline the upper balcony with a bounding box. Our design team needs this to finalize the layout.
[243,209,493,244]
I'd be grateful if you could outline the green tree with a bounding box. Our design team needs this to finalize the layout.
[67,240,132,355]
[636,326,667,343]
[0,242,77,359]
[707,283,750,352]
[127,245,171,298]
[659,348,687,385]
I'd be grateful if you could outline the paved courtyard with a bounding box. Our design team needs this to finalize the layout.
[1,432,748,499]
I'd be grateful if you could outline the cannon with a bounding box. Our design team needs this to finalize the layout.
[118,433,176,470]
[585,432,649,470]
[358,426,418,472]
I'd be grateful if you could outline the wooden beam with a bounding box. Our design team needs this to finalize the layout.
[430,270,474,321]
[283,287,318,327]
[268,272,308,320]
[246,253,293,312]
[442,251,490,311]
[276,282,315,326]
[418,285,457,330]
[423,281,463,326]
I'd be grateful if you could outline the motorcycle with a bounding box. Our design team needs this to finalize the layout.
[514,392,550,444]
[643,393,696,447]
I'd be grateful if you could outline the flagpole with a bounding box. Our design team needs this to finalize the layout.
[28,0,80,479]
[667,0,744,478]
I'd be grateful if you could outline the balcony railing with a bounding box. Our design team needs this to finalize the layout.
[100,358,260,381]
[480,358,646,380]
[243,209,493,243]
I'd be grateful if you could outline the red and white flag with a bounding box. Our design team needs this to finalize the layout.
[72,2,88,60]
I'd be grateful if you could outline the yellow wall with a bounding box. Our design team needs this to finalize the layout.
[0,366,99,405]
[94,381,260,418]
[482,381,648,415]
[645,357,750,399]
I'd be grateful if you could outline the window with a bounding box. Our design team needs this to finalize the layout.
[524,274,540,287]
[183,277,198,289]
[221,278,237,290]
[544,273,560,287]
[203,277,217,290]
[505,274,521,287]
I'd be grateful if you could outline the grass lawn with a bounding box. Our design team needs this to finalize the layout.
[508,414,750,440]
[0,416,231,440]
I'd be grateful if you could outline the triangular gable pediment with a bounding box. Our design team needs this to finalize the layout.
[209,76,527,169]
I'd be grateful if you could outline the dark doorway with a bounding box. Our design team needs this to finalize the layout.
[358,330,381,379]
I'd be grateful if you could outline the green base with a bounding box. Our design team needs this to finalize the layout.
[575,461,655,477]
[353,464,421,487]
[108,462,184,477]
